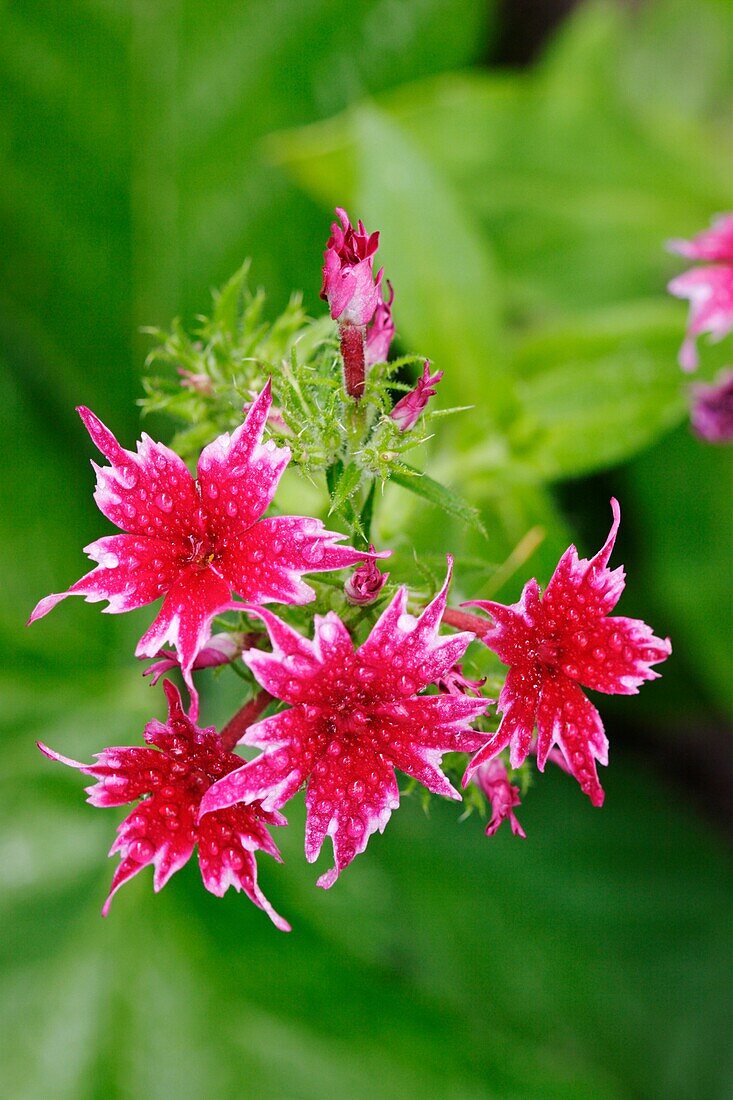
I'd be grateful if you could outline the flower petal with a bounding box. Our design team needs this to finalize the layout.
[304,745,400,889]
[28,535,183,623]
[219,516,379,606]
[197,382,290,534]
[78,406,204,541]
[558,615,672,695]
[134,566,236,682]
[535,677,607,807]
[542,499,625,623]
[463,666,540,783]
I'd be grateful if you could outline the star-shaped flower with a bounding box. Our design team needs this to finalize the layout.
[667,213,733,370]
[39,681,290,929]
[463,500,671,806]
[200,563,488,888]
[29,383,375,718]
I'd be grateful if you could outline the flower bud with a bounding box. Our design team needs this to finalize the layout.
[320,207,382,327]
[365,281,395,367]
[344,547,389,605]
[690,368,733,443]
[390,360,443,432]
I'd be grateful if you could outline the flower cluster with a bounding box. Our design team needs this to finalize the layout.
[31,208,671,929]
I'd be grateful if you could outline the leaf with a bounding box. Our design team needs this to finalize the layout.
[390,464,486,537]
[507,301,688,480]
[328,461,363,515]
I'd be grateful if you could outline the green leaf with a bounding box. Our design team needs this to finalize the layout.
[328,461,362,515]
[507,301,688,480]
[390,465,486,537]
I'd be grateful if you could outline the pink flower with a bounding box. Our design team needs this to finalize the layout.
[177,368,213,396]
[29,383,376,718]
[437,664,487,697]
[200,563,488,888]
[320,207,383,327]
[38,681,290,929]
[344,547,389,605]
[668,214,733,371]
[463,500,671,807]
[390,361,443,432]
[365,281,395,367]
[690,368,733,443]
[474,758,525,839]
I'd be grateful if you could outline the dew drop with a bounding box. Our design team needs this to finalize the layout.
[102,552,119,569]
[574,632,588,649]
[610,633,623,651]
[592,647,605,661]
[117,465,138,489]
[223,847,244,870]
[206,482,219,499]
[347,816,363,838]
[226,500,238,518]
[128,838,154,862]
[306,541,325,563]
[155,492,173,513]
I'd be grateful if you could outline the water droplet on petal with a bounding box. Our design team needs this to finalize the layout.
[206,482,219,499]
[222,847,244,870]
[128,838,155,862]
[155,492,173,513]
[102,552,119,569]
[226,500,238,518]
[117,465,138,489]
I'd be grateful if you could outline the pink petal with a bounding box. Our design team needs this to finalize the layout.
[78,406,205,542]
[535,677,607,807]
[542,499,625,623]
[197,382,290,533]
[463,666,540,783]
[667,214,733,263]
[200,708,317,816]
[28,534,183,623]
[668,265,733,371]
[135,565,236,683]
[357,562,474,694]
[103,795,197,915]
[466,578,542,667]
[241,608,330,705]
[558,615,672,695]
[304,745,400,889]
[219,516,379,606]
[38,741,166,807]
[197,808,290,931]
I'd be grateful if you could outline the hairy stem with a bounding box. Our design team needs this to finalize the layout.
[339,320,366,400]
[220,689,273,752]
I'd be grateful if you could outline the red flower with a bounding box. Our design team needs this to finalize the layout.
[29,383,376,718]
[200,564,488,888]
[668,214,733,371]
[320,207,383,327]
[390,361,443,432]
[38,681,290,929]
[463,500,671,806]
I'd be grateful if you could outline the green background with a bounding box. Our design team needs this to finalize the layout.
[1,1,731,1097]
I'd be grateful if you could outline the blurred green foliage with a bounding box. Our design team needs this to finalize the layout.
[1,1,732,1098]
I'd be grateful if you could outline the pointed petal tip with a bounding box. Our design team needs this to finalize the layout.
[316,866,339,890]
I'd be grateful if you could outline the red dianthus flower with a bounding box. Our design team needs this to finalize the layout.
[39,681,289,929]
[462,500,671,806]
[200,564,488,888]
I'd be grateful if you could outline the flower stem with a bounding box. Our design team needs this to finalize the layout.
[339,321,366,400]
[442,607,489,636]
[220,689,273,752]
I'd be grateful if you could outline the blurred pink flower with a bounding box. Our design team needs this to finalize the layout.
[39,681,289,929]
[690,368,733,443]
[463,500,671,807]
[668,214,733,370]
[200,562,488,888]
[391,361,443,432]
